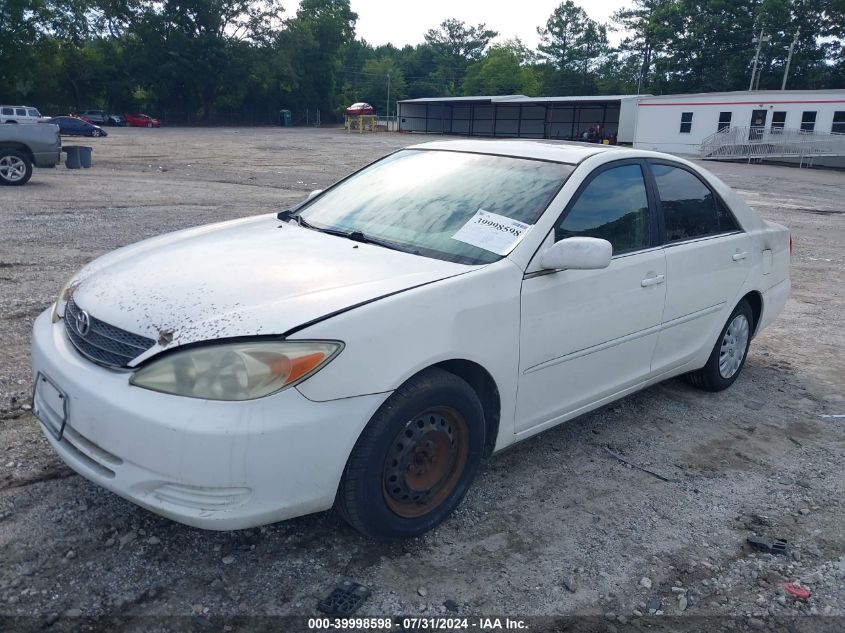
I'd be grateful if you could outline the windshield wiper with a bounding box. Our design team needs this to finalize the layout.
[288,216,418,255]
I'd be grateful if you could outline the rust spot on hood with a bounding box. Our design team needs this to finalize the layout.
[157,329,175,347]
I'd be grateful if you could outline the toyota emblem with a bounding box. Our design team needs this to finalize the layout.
[76,310,91,337]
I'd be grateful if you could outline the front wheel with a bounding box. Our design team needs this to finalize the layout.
[0,149,33,186]
[146,122,153,128]
[336,368,486,540]
[685,300,753,392]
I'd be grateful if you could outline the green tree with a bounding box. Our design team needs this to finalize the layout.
[281,0,358,114]
[423,19,498,94]
[536,1,610,94]
[462,43,540,96]
[122,0,285,119]
[612,0,673,92]
[357,58,405,114]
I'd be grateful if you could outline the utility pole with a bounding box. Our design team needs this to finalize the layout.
[749,29,770,91]
[386,72,391,120]
[782,28,800,90]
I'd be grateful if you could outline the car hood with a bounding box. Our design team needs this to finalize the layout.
[67,214,471,364]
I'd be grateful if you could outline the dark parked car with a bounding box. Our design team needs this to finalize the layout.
[49,116,108,138]
[78,109,106,124]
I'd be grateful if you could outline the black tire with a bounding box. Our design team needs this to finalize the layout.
[0,149,33,186]
[336,367,486,540]
[685,299,754,392]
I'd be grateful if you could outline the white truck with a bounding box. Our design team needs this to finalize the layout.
[0,105,46,124]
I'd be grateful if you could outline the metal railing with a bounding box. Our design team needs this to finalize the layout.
[700,126,845,166]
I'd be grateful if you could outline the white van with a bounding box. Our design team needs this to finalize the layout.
[1,106,45,124]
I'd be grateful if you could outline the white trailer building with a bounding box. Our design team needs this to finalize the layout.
[633,89,845,154]
[397,89,845,165]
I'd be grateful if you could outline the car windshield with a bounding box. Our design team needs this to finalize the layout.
[297,149,573,265]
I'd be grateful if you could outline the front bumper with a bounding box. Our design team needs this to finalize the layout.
[31,309,389,530]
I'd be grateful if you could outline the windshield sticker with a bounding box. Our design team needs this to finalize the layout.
[451,209,530,256]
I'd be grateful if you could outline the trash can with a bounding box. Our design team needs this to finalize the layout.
[78,146,93,168]
[63,146,81,169]
[279,109,292,127]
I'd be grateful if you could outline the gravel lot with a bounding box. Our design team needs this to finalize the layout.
[1,127,843,628]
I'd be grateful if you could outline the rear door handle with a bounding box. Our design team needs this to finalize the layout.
[732,251,749,261]
[641,274,665,287]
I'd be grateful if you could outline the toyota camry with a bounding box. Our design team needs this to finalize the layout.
[32,140,791,540]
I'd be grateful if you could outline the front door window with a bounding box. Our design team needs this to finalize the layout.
[556,164,651,255]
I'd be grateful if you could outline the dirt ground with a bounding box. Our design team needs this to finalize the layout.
[1,127,843,628]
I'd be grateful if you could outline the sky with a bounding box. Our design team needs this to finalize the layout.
[297,1,632,48]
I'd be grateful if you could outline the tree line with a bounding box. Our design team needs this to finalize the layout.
[1,0,842,123]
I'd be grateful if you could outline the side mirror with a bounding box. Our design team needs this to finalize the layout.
[540,237,612,271]
[307,189,323,200]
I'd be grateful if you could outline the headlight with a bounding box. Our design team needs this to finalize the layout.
[129,340,342,401]
[51,278,79,323]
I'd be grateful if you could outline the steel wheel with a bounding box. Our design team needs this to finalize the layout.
[336,367,485,540]
[719,313,750,379]
[0,154,28,183]
[382,406,469,519]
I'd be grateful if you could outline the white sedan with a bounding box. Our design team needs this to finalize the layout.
[31,140,791,539]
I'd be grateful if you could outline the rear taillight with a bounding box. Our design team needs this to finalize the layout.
[789,235,793,256]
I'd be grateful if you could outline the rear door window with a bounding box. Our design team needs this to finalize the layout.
[1,107,12,115]
[651,163,738,242]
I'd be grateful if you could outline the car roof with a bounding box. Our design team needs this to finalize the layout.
[407,139,623,164]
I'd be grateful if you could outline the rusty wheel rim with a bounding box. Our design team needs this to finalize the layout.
[382,406,469,519]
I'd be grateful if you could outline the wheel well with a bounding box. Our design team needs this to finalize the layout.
[741,291,763,336]
[434,359,500,457]
[0,142,34,164]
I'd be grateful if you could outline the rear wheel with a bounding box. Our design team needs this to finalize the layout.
[0,149,32,186]
[336,368,485,540]
[685,300,753,392]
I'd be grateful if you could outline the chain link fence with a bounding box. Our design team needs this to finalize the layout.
[38,105,336,127]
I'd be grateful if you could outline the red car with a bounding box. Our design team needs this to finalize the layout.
[344,102,374,116]
[124,114,161,128]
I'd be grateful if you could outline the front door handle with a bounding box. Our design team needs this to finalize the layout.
[641,274,665,287]
[732,251,749,261]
